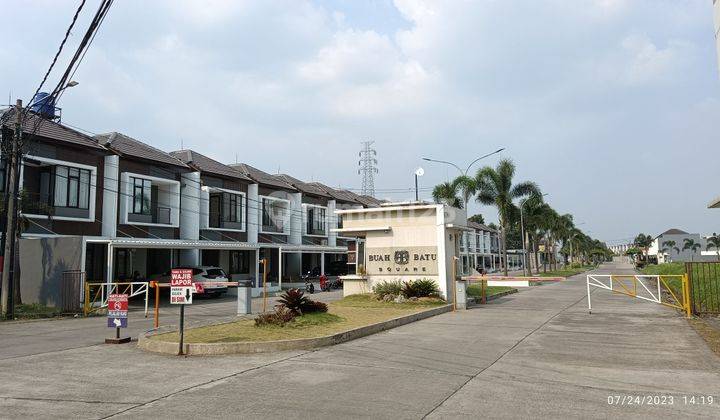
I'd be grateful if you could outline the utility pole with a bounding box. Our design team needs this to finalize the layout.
[1,99,22,318]
[358,141,378,197]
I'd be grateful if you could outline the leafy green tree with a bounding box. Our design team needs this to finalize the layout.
[475,159,540,275]
[683,238,701,261]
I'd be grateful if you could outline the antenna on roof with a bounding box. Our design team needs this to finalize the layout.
[180,138,184,150]
[235,153,238,164]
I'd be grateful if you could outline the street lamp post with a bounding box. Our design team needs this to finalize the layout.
[422,147,505,209]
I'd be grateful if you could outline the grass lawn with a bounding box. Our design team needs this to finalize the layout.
[641,262,684,276]
[466,285,515,299]
[9,303,61,320]
[153,294,446,344]
[640,263,686,297]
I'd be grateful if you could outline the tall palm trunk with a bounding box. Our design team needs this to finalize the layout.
[501,222,508,276]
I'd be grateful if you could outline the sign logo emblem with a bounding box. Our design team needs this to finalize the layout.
[394,250,410,265]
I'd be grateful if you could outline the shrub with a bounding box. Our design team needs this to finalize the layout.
[301,300,328,313]
[254,306,296,326]
[373,280,404,299]
[278,288,311,315]
[570,262,582,269]
[408,279,439,298]
[401,279,439,298]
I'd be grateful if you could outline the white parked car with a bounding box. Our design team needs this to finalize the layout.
[152,266,229,297]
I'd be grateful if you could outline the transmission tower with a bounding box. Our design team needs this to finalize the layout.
[358,141,378,197]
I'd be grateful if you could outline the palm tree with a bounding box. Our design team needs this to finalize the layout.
[683,238,701,261]
[661,240,679,262]
[522,196,551,274]
[431,176,477,209]
[706,233,720,261]
[475,159,540,275]
[431,182,462,208]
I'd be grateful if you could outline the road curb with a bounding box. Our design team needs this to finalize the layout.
[138,304,453,356]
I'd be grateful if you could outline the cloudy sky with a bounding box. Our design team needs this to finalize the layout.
[2,0,719,244]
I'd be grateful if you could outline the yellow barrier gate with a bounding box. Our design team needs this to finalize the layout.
[585,274,691,317]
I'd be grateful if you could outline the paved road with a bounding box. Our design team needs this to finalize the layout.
[1,262,718,419]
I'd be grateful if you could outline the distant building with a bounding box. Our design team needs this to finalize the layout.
[609,243,632,255]
[648,228,714,263]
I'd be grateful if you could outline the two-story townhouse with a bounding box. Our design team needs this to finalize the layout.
[2,109,115,306]
[309,182,366,274]
[228,163,300,286]
[275,174,351,278]
[93,132,195,282]
[169,149,257,282]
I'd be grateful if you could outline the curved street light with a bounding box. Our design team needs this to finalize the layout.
[421,147,505,208]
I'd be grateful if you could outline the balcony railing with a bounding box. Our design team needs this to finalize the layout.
[153,206,171,225]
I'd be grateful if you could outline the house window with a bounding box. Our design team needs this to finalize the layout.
[306,206,326,235]
[53,165,91,209]
[262,198,285,232]
[222,192,242,223]
[131,177,152,215]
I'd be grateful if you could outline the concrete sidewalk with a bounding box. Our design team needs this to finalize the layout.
[1,262,718,419]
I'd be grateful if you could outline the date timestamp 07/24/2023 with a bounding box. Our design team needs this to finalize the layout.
[607,395,715,406]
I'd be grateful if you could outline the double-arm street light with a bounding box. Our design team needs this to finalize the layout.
[422,147,505,209]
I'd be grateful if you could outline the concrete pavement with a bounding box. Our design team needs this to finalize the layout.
[1,262,718,419]
[0,289,343,360]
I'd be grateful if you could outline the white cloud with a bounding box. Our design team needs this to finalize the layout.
[1,0,718,241]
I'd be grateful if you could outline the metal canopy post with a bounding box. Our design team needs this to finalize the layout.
[320,252,325,276]
[278,247,282,290]
[105,244,114,285]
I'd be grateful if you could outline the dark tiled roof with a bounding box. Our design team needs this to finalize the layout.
[308,182,363,205]
[339,190,382,207]
[95,132,188,168]
[228,163,297,191]
[276,174,332,198]
[1,108,106,150]
[467,220,497,232]
[659,228,689,236]
[170,150,252,181]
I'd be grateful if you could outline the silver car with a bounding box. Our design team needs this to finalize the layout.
[152,266,229,297]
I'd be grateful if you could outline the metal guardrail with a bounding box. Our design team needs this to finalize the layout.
[585,274,690,317]
[84,282,149,317]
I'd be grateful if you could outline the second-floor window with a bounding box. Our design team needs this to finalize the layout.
[54,166,90,209]
[262,198,285,233]
[131,177,152,215]
[223,192,241,223]
[306,206,326,235]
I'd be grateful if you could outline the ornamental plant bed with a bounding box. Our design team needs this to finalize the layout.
[150,294,446,344]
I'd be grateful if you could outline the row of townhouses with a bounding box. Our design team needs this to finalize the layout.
[0,108,382,306]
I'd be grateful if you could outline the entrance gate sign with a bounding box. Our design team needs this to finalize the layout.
[107,293,128,328]
[171,269,194,304]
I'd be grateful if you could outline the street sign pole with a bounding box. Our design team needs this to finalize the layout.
[170,268,193,356]
[178,304,185,356]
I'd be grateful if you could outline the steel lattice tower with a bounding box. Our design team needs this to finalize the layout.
[358,141,378,197]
